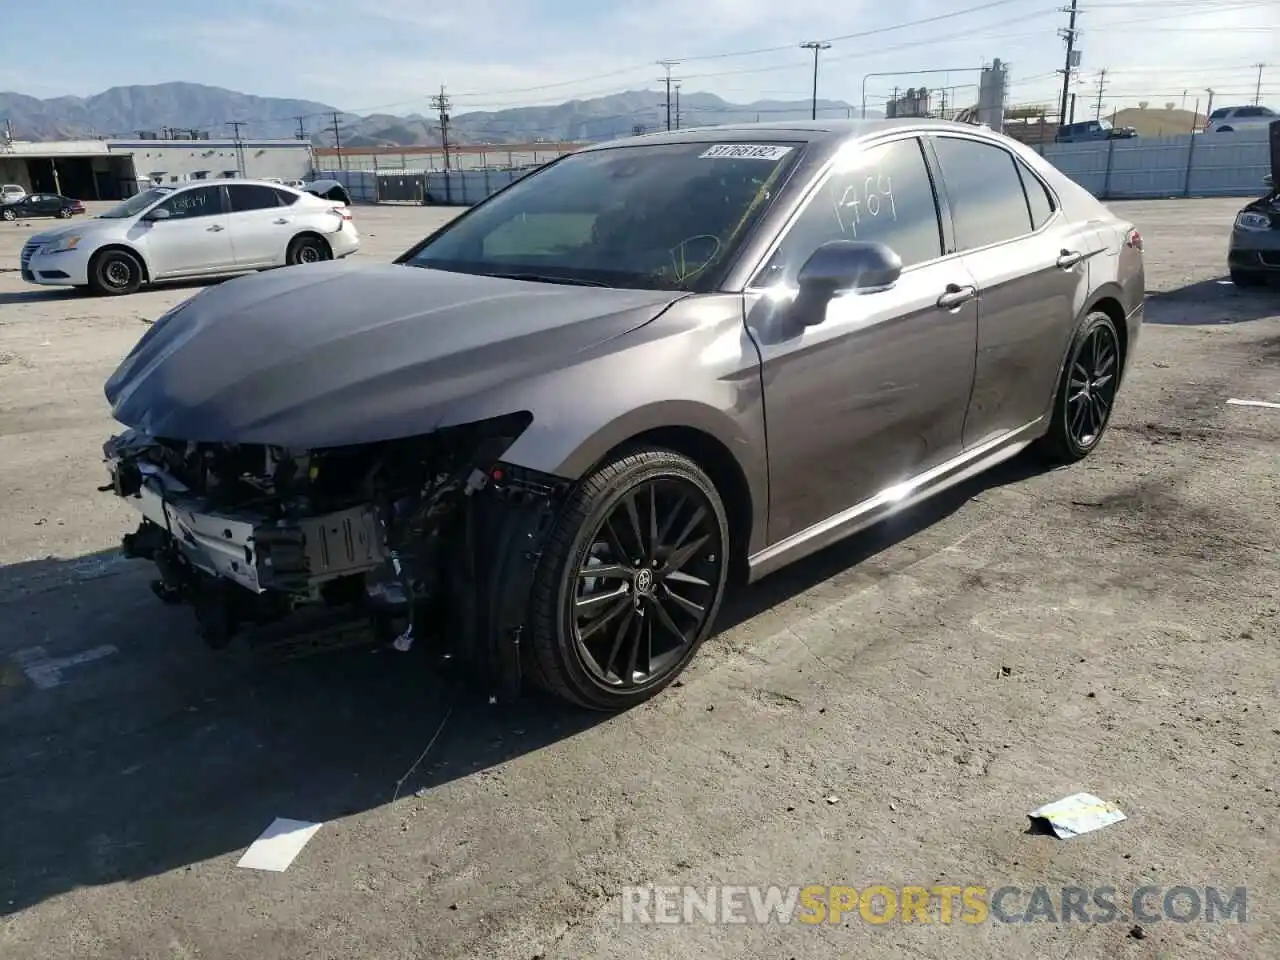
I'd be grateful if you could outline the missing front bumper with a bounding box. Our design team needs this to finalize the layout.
[113,465,386,598]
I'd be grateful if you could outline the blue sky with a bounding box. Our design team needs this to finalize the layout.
[1,0,1276,116]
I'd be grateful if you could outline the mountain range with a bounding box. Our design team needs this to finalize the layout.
[0,82,868,147]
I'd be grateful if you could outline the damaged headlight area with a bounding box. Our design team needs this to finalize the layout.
[102,411,564,692]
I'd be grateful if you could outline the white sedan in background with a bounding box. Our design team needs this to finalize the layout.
[19,180,361,296]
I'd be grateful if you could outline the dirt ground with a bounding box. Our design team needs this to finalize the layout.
[0,198,1276,960]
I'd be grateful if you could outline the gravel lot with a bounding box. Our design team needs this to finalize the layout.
[0,198,1277,960]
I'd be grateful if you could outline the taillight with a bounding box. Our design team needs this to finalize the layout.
[331,206,353,221]
[1126,228,1143,252]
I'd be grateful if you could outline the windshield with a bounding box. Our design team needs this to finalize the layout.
[402,141,802,291]
[98,188,173,219]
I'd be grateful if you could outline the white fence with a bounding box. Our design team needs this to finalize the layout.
[316,127,1275,207]
[1036,126,1272,199]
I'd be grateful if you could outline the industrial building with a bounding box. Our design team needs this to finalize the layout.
[0,136,315,200]
[313,142,584,173]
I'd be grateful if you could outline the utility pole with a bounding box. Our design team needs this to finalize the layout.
[430,86,452,170]
[295,115,308,141]
[1,117,11,144]
[1204,88,1215,130]
[1254,63,1266,105]
[674,83,682,129]
[1093,68,1107,121]
[329,112,344,170]
[800,41,832,120]
[227,121,247,177]
[657,60,679,131]
[1057,0,1080,125]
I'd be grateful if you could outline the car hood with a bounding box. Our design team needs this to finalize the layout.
[29,218,115,244]
[104,260,685,448]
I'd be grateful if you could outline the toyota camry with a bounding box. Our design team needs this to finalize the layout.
[99,119,1144,710]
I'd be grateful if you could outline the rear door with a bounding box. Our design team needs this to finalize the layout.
[141,184,234,277]
[925,133,1095,448]
[226,183,290,268]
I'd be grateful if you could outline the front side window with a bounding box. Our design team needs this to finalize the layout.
[401,140,803,290]
[930,136,1034,250]
[752,136,943,287]
[156,185,224,219]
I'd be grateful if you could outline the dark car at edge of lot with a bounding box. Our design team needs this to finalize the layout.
[1054,118,1138,144]
[1226,118,1280,287]
[96,118,1146,711]
[0,192,85,221]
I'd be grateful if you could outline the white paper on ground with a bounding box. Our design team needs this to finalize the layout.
[236,818,323,871]
[1227,398,1280,410]
[1028,792,1126,839]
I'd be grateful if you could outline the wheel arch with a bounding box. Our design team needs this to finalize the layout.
[91,243,151,283]
[289,230,333,259]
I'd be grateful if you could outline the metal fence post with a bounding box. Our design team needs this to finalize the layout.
[1182,132,1199,198]
[1102,137,1115,199]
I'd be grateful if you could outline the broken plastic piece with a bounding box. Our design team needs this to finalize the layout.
[392,625,415,652]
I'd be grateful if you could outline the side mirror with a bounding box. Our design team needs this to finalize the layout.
[144,207,171,221]
[797,239,902,298]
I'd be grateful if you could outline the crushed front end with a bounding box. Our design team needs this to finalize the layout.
[101,413,563,694]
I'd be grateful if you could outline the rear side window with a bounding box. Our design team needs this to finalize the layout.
[272,188,301,206]
[1209,108,1230,119]
[930,136,1033,250]
[1015,159,1056,229]
[228,184,282,212]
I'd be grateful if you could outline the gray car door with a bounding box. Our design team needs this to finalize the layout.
[926,134,1096,449]
[745,135,980,545]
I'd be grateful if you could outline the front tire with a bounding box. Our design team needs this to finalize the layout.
[1,208,15,221]
[1033,310,1122,464]
[527,447,731,711]
[88,249,144,296]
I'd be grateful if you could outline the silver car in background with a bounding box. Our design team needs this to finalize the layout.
[19,179,361,295]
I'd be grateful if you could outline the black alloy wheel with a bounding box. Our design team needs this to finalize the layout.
[57,207,72,218]
[1035,310,1122,463]
[528,447,730,711]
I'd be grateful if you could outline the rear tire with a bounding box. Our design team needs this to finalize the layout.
[88,249,144,296]
[527,446,730,711]
[286,234,330,266]
[1033,311,1122,465]
[1230,267,1268,288]
[0,208,15,221]
[57,208,72,219]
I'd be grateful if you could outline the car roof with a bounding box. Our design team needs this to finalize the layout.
[149,179,307,191]
[579,118,999,153]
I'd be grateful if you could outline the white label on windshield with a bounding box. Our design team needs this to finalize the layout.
[699,143,794,161]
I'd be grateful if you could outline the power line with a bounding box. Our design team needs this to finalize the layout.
[799,42,832,120]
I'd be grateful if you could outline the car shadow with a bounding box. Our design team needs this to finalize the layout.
[0,277,225,308]
[1145,277,1279,326]
[0,450,1053,915]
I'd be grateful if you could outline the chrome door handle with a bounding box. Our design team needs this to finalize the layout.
[273,218,289,224]
[1056,249,1084,269]
[206,224,225,232]
[936,283,977,310]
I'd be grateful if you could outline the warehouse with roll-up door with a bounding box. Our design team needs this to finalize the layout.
[0,136,315,201]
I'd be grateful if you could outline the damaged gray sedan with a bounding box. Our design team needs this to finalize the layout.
[101,119,1144,710]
